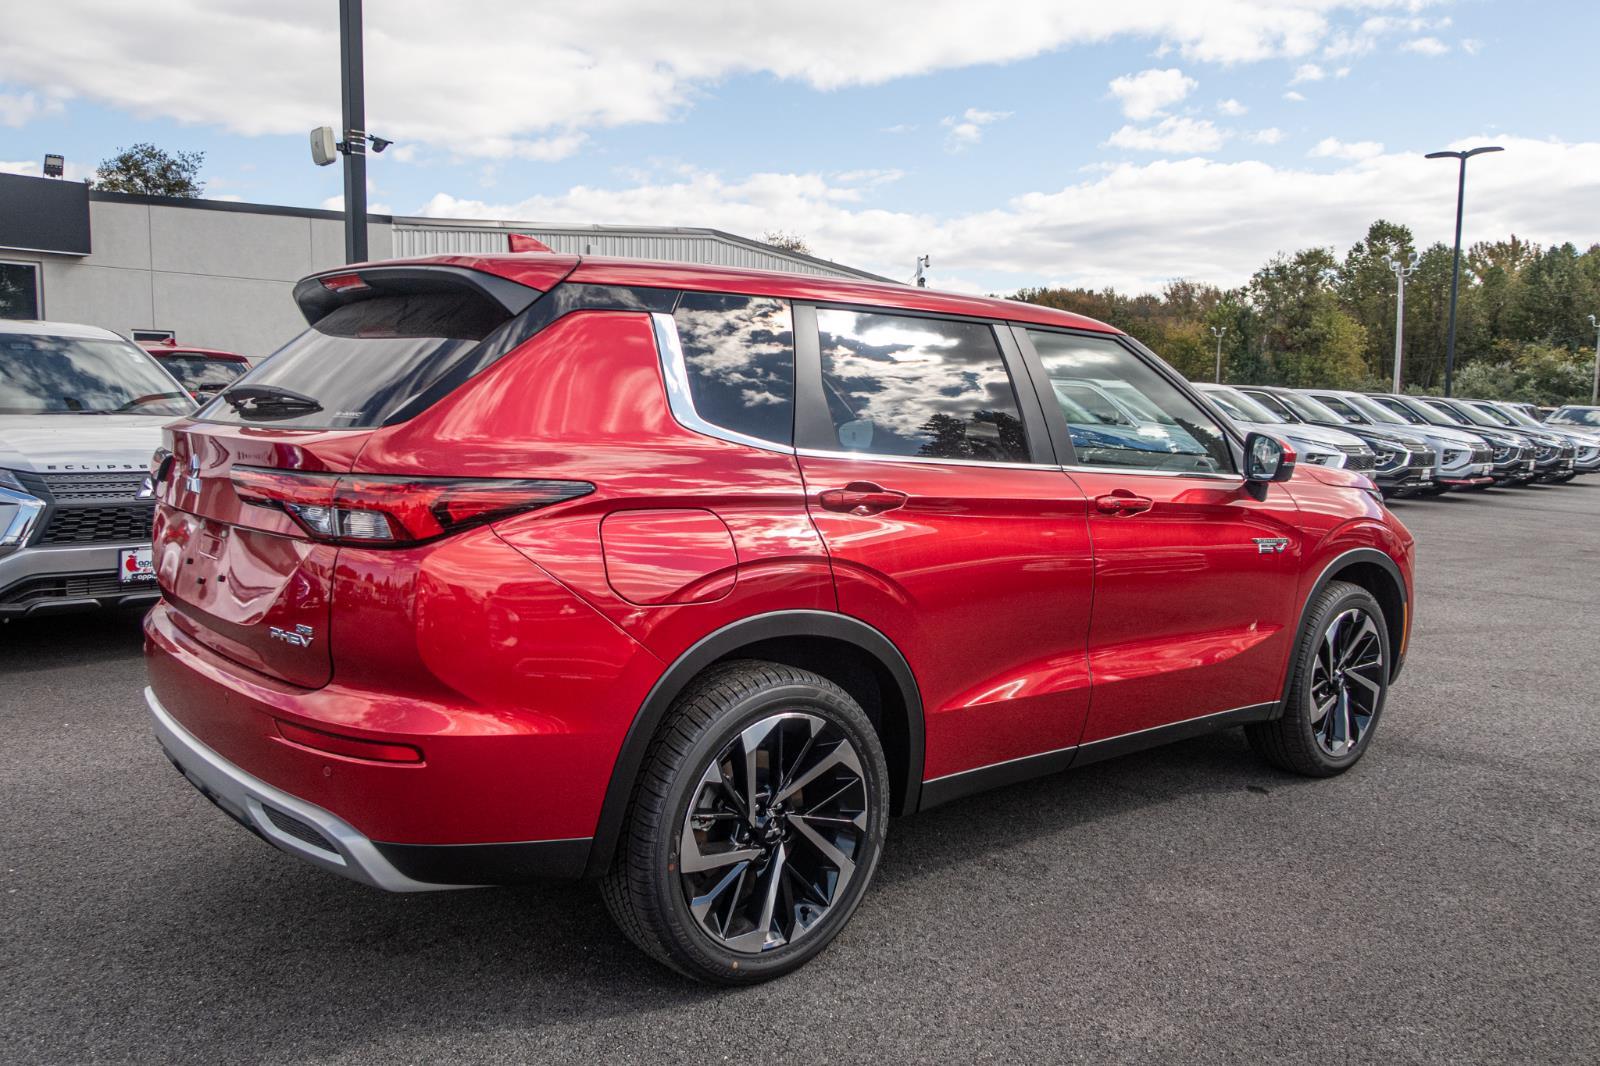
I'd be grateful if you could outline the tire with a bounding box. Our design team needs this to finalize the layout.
[601,659,890,984]
[1247,580,1390,777]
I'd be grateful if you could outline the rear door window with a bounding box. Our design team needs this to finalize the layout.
[202,291,509,429]
[815,309,1030,463]
[672,292,794,445]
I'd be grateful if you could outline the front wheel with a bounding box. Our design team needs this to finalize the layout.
[1247,580,1390,776]
[601,660,890,984]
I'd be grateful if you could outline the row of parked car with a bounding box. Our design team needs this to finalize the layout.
[1193,383,1600,497]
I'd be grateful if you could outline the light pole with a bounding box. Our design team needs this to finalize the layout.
[339,0,368,263]
[1384,253,1420,393]
[1425,144,1503,396]
[1210,326,1227,383]
[1588,314,1600,404]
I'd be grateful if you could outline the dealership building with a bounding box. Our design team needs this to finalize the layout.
[0,172,884,358]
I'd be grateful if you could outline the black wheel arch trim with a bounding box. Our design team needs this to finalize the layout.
[1276,546,1408,717]
[581,609,926,879]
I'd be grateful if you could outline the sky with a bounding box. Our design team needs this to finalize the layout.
[1,0,1596,294]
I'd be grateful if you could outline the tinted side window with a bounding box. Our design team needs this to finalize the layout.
[816,309,1029,463]
[1028,330,1233,473]
[673,292,794,445]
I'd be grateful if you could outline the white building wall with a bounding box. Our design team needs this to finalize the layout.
[12,200,391,358]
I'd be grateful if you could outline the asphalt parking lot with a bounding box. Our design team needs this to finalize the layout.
[3,482,1598,1064]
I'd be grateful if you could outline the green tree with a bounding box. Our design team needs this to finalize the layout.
[1336,220,1417,386]
[93,143,205,197]
[763,231,811,255]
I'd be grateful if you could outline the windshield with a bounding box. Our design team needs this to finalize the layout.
[1370,396,1426,425]
[1205,386,1284,424]
[1549,406,1600,427]
[1342,392,1410,426]
[161,354,249,392]
[0,334,195,415]
[1491,403,1543,428]
[1468,402,1519,427]
[1379,396,1453,427]
[1278,390,1349,425]
[1428,399,1497,428]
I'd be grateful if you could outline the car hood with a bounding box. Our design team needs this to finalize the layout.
[1408,424,1491,449]
[0,415,171,475]
[1267,422,1369,449]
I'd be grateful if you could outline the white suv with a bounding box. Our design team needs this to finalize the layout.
[0,320,194,619]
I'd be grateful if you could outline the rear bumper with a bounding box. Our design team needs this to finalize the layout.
[148,685,591,889]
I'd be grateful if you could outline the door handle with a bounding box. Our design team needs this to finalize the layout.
[818,482,908,515]
[1094,492,1154,516]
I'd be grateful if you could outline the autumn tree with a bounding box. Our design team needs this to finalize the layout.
[93,143,205,197]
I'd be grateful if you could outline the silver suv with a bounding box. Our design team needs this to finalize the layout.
[0,320,194,619]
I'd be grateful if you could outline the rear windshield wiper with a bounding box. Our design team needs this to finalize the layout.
[223,385,324,417]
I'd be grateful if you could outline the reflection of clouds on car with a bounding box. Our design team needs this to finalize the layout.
[675,293,792,417]
[817,309,1027,462]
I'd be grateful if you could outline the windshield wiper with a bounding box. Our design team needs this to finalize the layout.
[223,385,323,416]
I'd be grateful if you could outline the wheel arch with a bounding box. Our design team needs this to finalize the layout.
[582,610,925,878]
[1275,546,1409,718]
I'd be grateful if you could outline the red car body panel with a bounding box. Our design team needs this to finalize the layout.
[143,252,1414,882]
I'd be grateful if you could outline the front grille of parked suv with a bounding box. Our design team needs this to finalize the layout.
[19,471,156,546]
[1336,445,1376,471]
[38,472,148,500]
[39,505,155,545]
[1470,446,1492,464]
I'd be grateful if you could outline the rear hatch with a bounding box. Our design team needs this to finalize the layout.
[153,260,569,687]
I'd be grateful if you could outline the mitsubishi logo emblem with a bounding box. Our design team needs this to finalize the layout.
[185,454,202,494]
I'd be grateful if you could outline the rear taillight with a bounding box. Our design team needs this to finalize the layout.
[231,467,592,545]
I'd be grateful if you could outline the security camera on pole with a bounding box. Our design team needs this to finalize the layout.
[306,0,395,264]
[1384,253,1420,393]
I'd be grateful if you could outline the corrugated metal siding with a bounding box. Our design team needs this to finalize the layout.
[390,224,867,279]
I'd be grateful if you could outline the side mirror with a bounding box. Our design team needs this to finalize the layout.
[1244,431,1296,483]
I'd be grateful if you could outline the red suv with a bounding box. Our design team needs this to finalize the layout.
[143,253,1413,983]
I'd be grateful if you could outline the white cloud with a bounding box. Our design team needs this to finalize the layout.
[881,123,917,134]
[942,107,1011,151]
[1461,38,1482,55]
[0,1,1460,157]
[1107,68,1197,120]
[1107,117,1229,153]
[1217,98,1248,117]
[0,90,60,127]
[1402,36,1450,56]
[1309,137,1384,160]
[1290,63,1326,84]
[411,135,1593,296]
[1283,90,1307,102]
[1248,128,1285,145]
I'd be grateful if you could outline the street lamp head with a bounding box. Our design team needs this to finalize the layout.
[1426,146,1504,160]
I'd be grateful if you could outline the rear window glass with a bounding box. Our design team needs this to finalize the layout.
[161,354,248,392]
[202,292,508,428]
[673,292,794,445]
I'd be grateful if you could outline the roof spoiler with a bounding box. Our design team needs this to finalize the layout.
[292,264,554,327]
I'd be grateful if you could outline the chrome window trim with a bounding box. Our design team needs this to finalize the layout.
[795,446,1048,471]
[650,310,795,456]
[1059,463,1244,482]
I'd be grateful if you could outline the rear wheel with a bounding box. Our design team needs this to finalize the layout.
[601,660,889,984]
[1247,580,1389,776]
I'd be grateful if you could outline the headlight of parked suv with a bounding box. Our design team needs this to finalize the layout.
[1,468,48,553]
[1285,437,1343,466]
[1440,448,1465,465]
[1491,444,1512,461]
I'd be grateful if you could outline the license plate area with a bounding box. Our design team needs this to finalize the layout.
[120,546,155,584]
